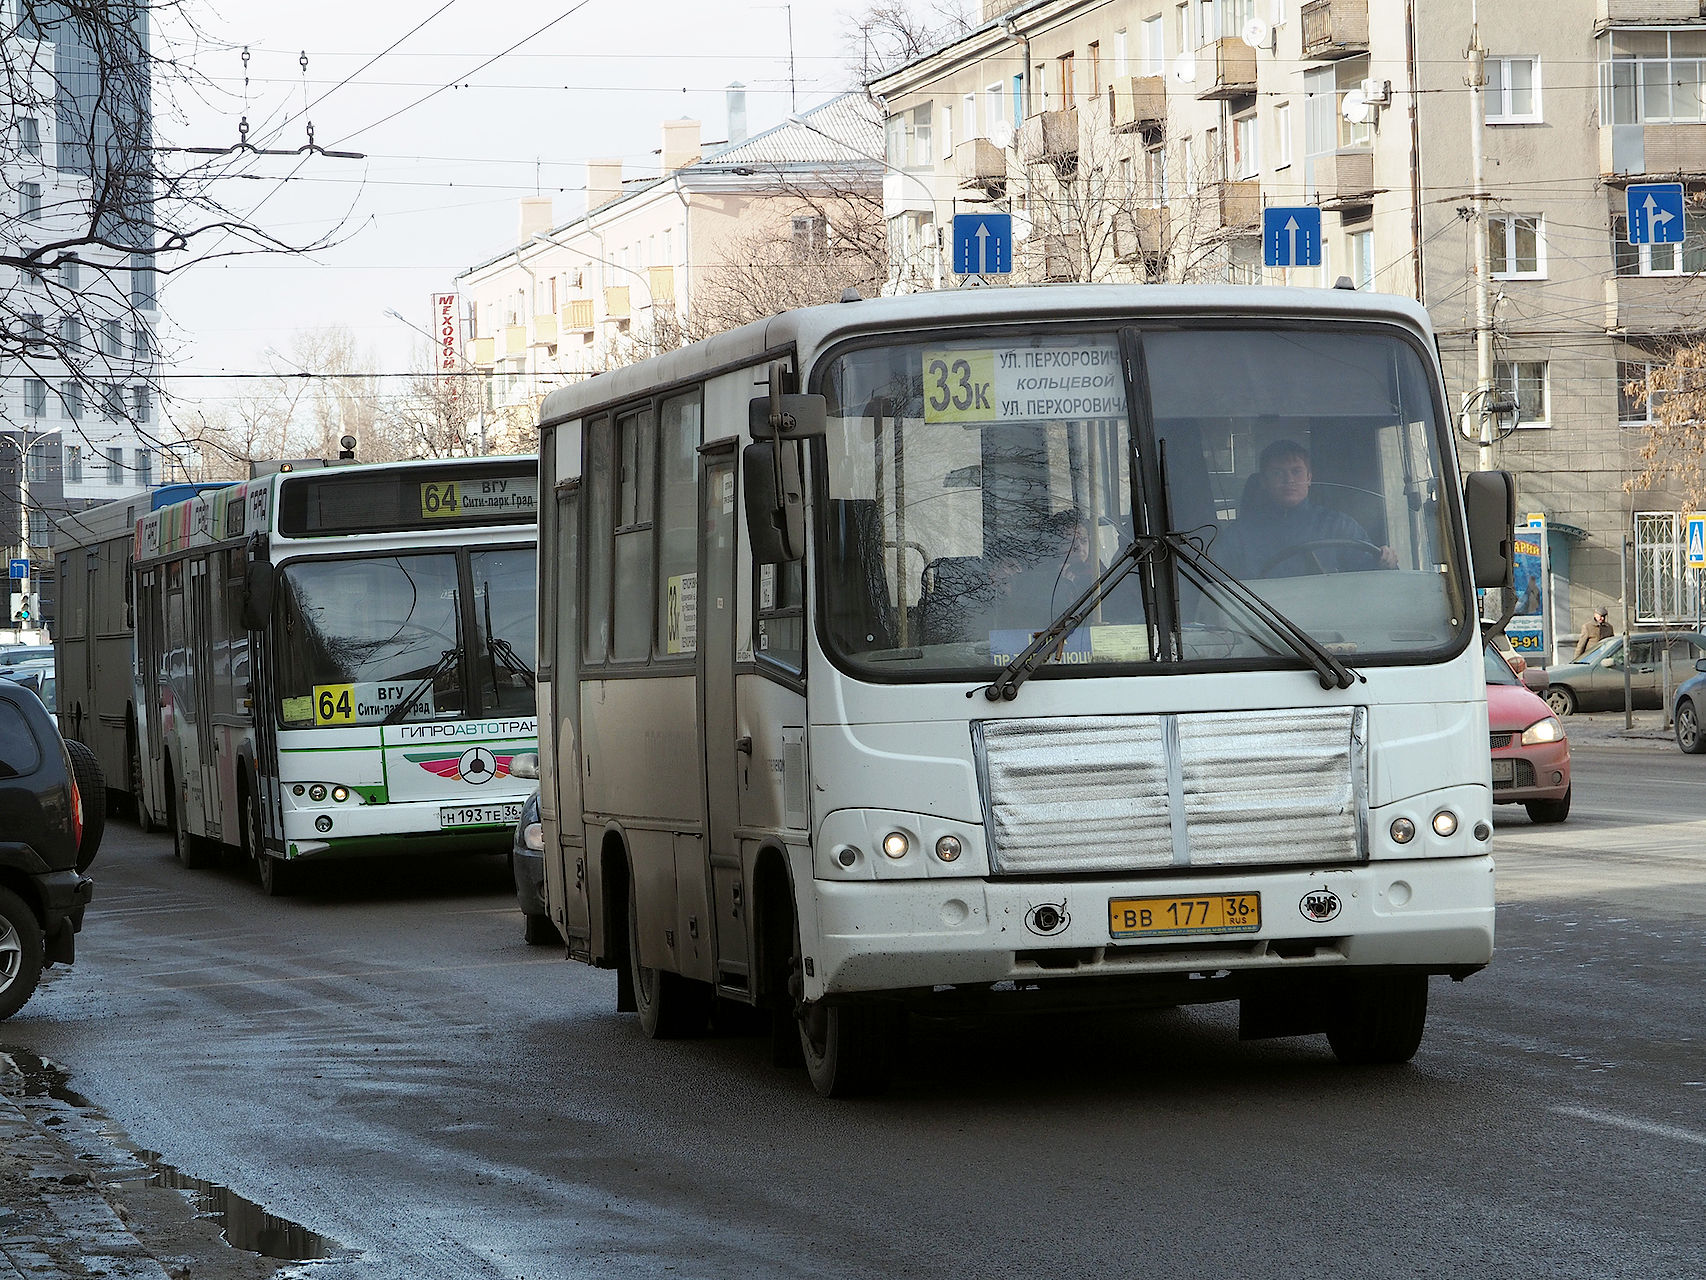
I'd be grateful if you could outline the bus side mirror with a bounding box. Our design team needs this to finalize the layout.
[744,441,805,563]
[510,751,540,781]
[748,364,826,441]
[1463,470,1516,590]
[241,559,275,631]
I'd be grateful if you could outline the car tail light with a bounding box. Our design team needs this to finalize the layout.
[70,777,83,853]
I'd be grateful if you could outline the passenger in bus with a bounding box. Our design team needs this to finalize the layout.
[1222,439,1398,578]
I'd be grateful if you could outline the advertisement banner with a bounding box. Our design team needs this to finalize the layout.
[1506,526,1547,658]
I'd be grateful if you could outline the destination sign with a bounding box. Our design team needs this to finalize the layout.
[921,344,1127,425]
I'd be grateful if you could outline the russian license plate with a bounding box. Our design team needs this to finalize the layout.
[1491,759,1515,783]
[1108,893,1261,940]
[439,802,523,829]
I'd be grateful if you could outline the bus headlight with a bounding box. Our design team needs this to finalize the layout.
[1520,716,1564,746]
[308,784,327,802]
[1390,817,1416,844]
[1432,810,1458,837]
[935,835,962,862]
[882,832,909,859]
[331,786,349,803]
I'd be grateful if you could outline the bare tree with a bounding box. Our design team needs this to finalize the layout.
[846,1,975,82]
[1625,343,1706,511]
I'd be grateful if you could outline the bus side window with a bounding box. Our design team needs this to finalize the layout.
[584,417,614,664]
[612,406,656,663]
[655,391,701,659]
[756,560,804,674]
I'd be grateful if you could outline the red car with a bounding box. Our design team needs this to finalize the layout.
[1485,646,1571,823]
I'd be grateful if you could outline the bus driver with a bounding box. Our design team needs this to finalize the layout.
[1222,439,1398,578]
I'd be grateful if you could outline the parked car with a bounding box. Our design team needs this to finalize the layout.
[1672,658,1706,753]
[0,660,54,711]
[0,644,52,668]
[0,679,95,1020]
[510,789,558,946]
[1486,645,1572,823]
[1538,630,1706,715]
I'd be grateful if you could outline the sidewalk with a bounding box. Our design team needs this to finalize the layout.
[0,1051,285,1280]
[1556,709,1677,747]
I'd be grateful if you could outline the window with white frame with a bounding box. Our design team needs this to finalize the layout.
[132,385,150,423]
[909,102,932,167]
[962,93,977,140]
[1490,214,1544,278]
[19,116,40,157]
[59,259,78,288]
[1233,114,1259,178]
[1351,229,1375,289]
[20,181,39,220]
[135,448,152,486]
[60,381,82,420]
[1145,140,1168,205]
[1612,211,1706,275]
[99,383,123,420]
[27,511,49,549]
[64,444,81,482]
[1495,359,1548,426]
[941,104,953,160]
[1142,16,1164,75]
[1486,56,1541,123]
[985,83,1003,135]
[105,446,123,485]
[1600,29,1706,126]
[23,380,46,418]
[1275,102,1292,168]
[26,442,52,483]
[1115,28,1128,76]
[1619,359,1668,426]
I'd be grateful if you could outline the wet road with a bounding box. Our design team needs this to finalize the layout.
[4,738,1705,1280]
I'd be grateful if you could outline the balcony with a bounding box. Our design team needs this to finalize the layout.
[1021,108,1080,173]
[648,266,675,307]
[1597,0,1700,21]
[954,138,1007,191]
[1196,38,1257,100]
[1219,180,1262,229]
[1602,123,1706,179]
[503,323,528,357]
[1040,233,1080,282]
[1113,206,1168,262]
[1605,275,1706,333]
[1315,149,1379,209]
[560,298,594,333]
[469,337,495,366]
[1300,0,1369,60]
[1108,75,1167,133]
[532,313,557,346]
[605,286,631,320]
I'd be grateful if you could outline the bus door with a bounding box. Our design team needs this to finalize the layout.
[188,557,221,836]
[136,566,165,820]
[248,571,284,855]
[545,479,590,955]
[698,442,749,992]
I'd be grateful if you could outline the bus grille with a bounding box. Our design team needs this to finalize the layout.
[971,707,1367,875]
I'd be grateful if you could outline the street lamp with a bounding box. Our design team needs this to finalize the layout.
[384,307,487,455]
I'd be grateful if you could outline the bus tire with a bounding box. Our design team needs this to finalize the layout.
[130,727,158,834]
[0,886,46,1022]
[63,739,106,873]
[256,853,294,897]
[1325,973,1429,1066]
[167,763,213,871]
[626,878,711,1039]
[799,1001,898,1099]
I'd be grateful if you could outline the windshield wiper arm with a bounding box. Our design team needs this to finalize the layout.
[983,536,1164,702]
[1165,531,1360,691]
[383,645,461,725]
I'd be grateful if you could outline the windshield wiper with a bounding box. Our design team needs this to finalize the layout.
[1166,529,1360,691]
[982,535,1164,702]
[481,591,535,690]
[383,646,461,725]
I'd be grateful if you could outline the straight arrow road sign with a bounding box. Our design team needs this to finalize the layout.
[1262,206,1322,268]
[1627,183,1686,245]
[952,213,1013,275]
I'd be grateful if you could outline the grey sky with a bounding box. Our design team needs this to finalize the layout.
[159,0,861,411]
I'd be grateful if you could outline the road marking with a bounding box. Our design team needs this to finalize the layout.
[1552,1105,1706,1147]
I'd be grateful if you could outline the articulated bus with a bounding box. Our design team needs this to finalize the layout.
[54,484,232,815]
[524,285,1515,1096]
[130,457,540,894]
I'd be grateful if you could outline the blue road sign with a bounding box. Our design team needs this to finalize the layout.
[1627,183,1686,245]
[1689,515,1706,570]
[8,559,27,580]
[952,213,1012,275]
[1263,206,1322,268]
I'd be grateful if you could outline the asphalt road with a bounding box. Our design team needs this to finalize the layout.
[4,734,1704,1280]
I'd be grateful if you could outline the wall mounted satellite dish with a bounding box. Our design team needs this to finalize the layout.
[1171,51,1197,85]
[989,119,1015,151]
[1341,88,1374,125]
[1242,18,1273,50]
[1011,210,1032,242]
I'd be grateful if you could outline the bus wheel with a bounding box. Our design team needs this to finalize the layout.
[0,887,45,1022]
[168,767,213,871]
[256,853,295,897]
[130,732,157,834]
[1325,974,1429,1066]
[798,1000,898,1098]
[626,879,710,1039]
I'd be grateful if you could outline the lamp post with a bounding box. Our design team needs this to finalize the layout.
[385,307,486,455]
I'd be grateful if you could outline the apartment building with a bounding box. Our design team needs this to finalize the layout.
[871,0,1706,653]
[454,92,883,434]
[2,1,161,629]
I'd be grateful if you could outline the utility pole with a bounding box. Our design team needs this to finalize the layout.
[1467,3,1496,475]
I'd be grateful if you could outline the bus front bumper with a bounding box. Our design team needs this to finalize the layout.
[282,796,525,860]
[806,855,1495,999]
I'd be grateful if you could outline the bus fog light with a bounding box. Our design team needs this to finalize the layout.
[315,815,333,833]
[935,835,962,862]
[292,784,306,797]
[1432,810,1458,837]
[331,786,349,803]
[882,832,909,859]
[1474,822,1491,841]
[835,846,858,868]
[1390,817,1415,844]
[309,784,327,802]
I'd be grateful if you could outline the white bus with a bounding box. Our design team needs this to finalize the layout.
[525,285,1515,1096]
[132,458,539,894]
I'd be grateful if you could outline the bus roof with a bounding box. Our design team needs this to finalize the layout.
[53,483,235,552]
[537,283,1438,430]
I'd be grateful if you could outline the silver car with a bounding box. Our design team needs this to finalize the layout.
[1541,631,1706,714]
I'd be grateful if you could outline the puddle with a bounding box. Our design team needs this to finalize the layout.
[3,1047,345,1262]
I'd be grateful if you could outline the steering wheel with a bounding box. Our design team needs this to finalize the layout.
[1260,538,1385,576]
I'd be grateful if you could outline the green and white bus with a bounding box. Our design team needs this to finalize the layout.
[132,457,538,894]
[526,285,1515,1096]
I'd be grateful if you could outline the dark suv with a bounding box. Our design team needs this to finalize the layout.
[0,679,94,1020]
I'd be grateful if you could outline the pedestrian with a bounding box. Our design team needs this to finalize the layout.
[1574,606,1613,660]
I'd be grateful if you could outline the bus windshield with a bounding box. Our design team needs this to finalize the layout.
[274,553,466,727]
[817,324,1467,681]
